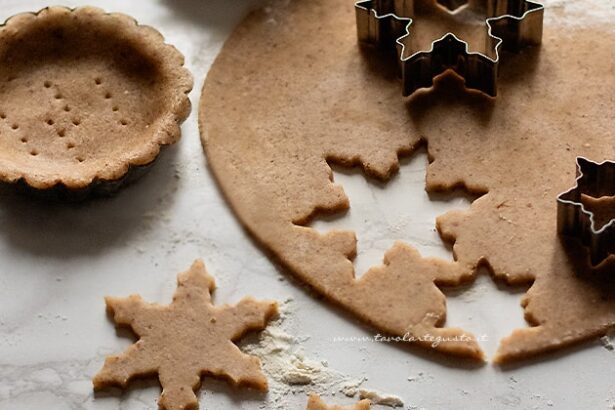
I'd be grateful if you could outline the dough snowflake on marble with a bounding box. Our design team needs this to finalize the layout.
[93,260,278,410]
[307,394,371,410]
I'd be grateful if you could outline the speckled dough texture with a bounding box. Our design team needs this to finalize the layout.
[0,6,192,190]
[199,0,615,362]
[307,394,371,410]
[93,260,278,410]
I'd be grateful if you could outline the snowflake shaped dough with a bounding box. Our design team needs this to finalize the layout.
[93,260,278,410]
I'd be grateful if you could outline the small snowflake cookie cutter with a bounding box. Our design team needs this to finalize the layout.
[354,0,544,96]
[557,157,615,268]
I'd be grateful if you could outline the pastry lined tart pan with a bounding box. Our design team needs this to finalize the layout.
[0,6,192,199]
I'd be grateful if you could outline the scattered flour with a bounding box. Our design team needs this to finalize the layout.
[545,0,615,27]
[340,378,367,398]
[599,330,615,352]
[242,298,404,408]
[600,337,614,351]
[241,298,366,409]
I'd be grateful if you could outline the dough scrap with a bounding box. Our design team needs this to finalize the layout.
[358,389,404,407]
[93,260,278,410]
[307,394,371,410]
[199,0,615,363]
[0,6,192,193]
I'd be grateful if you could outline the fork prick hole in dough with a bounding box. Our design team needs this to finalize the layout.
[0,5,193,194]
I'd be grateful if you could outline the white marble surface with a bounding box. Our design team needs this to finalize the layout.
[0,0,613,409]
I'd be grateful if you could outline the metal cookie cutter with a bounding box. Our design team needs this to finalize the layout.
[354,0,544,96]
[557,157,615,267]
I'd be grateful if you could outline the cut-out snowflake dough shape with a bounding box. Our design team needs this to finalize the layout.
[93,260,278,410]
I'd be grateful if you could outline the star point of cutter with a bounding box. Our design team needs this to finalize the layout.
[355,0,544,96]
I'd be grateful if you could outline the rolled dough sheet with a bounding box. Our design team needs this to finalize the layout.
[199,0,615,362]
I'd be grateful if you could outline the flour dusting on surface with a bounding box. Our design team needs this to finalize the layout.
[599,330,615,352]
[241,299,366,409]
[340,378,367,398]
[545,0,615,27]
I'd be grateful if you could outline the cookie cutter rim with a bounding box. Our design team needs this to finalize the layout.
[557,156,615,267]
[354,0,545,96]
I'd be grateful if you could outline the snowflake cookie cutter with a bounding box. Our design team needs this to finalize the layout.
[557,157,615,268]
[354,0,544,97]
